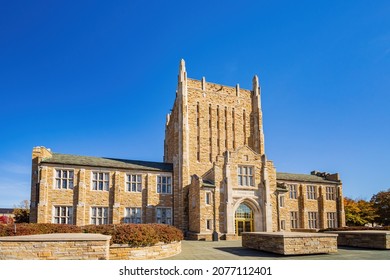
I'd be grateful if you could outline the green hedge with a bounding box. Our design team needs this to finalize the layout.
[0,223,183,246]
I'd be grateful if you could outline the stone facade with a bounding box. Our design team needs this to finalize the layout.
[30,59,345,239]
[30,151,173,226]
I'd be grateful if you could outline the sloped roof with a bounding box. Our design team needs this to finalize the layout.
[41,153,173,172]
[0,208,14,214]
[276,172,340,184]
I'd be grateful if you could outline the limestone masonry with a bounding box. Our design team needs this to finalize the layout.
[30,60,345,240]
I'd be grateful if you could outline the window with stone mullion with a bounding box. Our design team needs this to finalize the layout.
[124,207,141,223]
[127,174,142,192]
[238,166,254,186]
[157,176,172,194]
[92,172,109,191]
[55,170,74,189]
[54,206,73,224]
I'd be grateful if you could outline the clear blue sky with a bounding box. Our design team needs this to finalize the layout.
[0,0,389,207]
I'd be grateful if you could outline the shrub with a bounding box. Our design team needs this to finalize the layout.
[0,216,13,225]
[82,224,183,246]
[0,223,82,236]
[0,223,184,247]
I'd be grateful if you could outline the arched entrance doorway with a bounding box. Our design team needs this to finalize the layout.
[234,203,254,236]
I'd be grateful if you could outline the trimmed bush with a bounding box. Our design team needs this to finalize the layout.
[0,223,184,247]
[0,223,82,236]
[82,224,183,246]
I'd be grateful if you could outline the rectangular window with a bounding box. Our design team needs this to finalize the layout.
[307,185,317,200]
[289,184,297,199]
[308,212,318,229]
[290,211,299,229]
[55,169,74,189]
[92,172,109,191]
[280,220,286,230]
[157,175,172,194]
[156,207,172,225]
[326,186,336,200]
[90,207,108,225]
[206,219,213,230]
[238,166,254,186]
[327,212,337,228]
[53,206,73,224]
[126,174,142,192]
[124,207,142,224]
[205,192,211,205]
[279,195,285,208]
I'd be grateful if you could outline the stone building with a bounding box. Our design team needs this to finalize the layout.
[30,60,345,239]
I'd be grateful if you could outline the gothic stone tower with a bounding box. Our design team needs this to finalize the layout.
[164,60,277,240]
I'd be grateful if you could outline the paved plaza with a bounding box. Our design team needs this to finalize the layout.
[165,240,390,260]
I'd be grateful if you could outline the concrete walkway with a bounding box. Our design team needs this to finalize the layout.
[165,240,390,260]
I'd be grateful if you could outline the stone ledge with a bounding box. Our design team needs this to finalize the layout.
[326,230,390,249]
[242,232,338,255]
[248,232,337,238]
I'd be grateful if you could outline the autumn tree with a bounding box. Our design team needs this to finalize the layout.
[356,199,378,226]
[344,197,377,226]
[0,216,13,224]
[370,189,390,226]
[13,200,30,223]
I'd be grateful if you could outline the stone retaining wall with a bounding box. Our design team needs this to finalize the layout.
[0,233,111,260]
[242,232,338,255]
[109,241,181,260]
[326,230,390,249]
[0,233,181,260]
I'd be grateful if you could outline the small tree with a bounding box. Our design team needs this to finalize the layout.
[371,189,390,226]
[0,216,13,224]
[344,197,377,226]
[13,200,30,223]
[344,197,364,226]
[356,199,378,226]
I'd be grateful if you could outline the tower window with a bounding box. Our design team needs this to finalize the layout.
[238,166,254,186]
[205,192,212,205]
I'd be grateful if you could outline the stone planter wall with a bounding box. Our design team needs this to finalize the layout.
[0,233,111,260]
[242,232,338,255]
[109,241,181,260]
[326,230,390,249]
[0,234,181,260]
